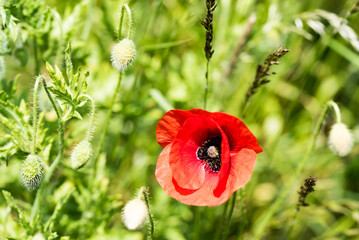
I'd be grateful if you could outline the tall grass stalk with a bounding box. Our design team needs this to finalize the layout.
[253,102,329,239]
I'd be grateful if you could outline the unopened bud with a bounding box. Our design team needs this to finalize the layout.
[70,140,93,169]
[122,198,148,230]
[328,123,353,156]
[111,38,136,71]
[20,155,44,191]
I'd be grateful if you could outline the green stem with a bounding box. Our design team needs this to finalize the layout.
[287,211,298,239]
[204,61,209,109]
[193,207,201,240]
[214,199,229,240]
[236,188,247,240]
[95,72,122,161]
[81,94,96,141]
[140,187,154,240]
[124,4,133,38]
[328,100,341,123]
[118,6,125,41]
[222,191,237,240]
[30,79,65,223]
[31,76,42,155]
[117,4,133,40]
[253,103,329,239]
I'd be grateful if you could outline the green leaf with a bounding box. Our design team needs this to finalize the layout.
[44,190,73,232]
[2,190,32,233]
[46,43,91,123]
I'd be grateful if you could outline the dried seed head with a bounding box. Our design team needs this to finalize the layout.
[20,154,44,191]
[122,198,148,230]
[297,176,317,211]
[70,140,93,170]
[111,38,136,71]
[328,123,353,157]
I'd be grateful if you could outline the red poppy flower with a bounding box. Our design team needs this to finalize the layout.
[155,109,262,206]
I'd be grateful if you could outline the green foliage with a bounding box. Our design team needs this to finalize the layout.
[2,190,32,235]
[0,89,48,164]
[0,0,358,239]
[46,42,89,122]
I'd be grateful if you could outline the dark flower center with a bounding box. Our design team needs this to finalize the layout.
[196,136,222,172]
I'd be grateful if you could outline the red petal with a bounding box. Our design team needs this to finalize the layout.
[155,144,233,206]
[156,110,192,148]
[169,117,220,189]
[156,109,210,148]
[227,148,257,191]
[211,112,263,153]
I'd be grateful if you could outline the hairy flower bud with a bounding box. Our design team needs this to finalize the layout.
[70,140,93,169]
[328,123,353,156]
[122,198,148,230]
[111,38,136,71]
[20,155,44,191]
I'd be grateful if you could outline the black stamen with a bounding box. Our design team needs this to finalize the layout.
[197,136,222,172]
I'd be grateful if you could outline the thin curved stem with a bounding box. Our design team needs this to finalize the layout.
[117,4,133,40]
[328,100,341,123]
[95,72,122,161]
[222,191,237,240]
[31,76,42,155]
[30,79,65,223]
[124,4,133,39]
[253,102,329,239]
[117,6,125,41]
[140,187,154,240]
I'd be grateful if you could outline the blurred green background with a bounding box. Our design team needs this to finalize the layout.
[0,0,359,239]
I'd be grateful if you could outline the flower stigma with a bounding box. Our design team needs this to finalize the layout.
[196,136,222,172]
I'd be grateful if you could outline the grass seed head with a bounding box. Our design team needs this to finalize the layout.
[111,38,136,72]
[328,122,353,157]
[122,198,148,230]
[70,140,93,170]
[20,154,44,191]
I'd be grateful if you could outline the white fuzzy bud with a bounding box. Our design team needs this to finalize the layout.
[328,123,353,156]
[111,38,136,71]
[122,198,148,230]
[32,232,46,240]
[70,140,93,169]
[20,155,44,191]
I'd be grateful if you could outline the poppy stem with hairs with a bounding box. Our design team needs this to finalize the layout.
[95,3,132,164]
[30,78,65,223]
[140,187,154,240]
